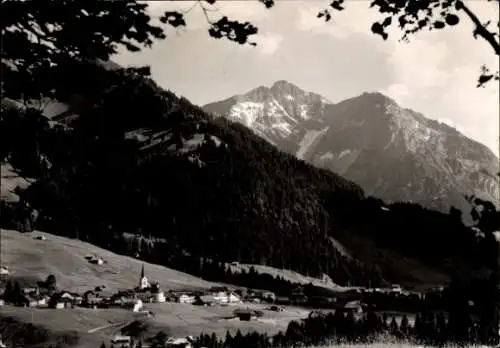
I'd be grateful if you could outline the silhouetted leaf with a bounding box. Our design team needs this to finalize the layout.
[159,11,186,27]
[208,16,258,45]
[330,0,345,11]
[382,16,392,27]
[371,22,388,40]
[317,9,332,22]
[445,13,459,26]
[434,21,446,29]
[259,0,275,9]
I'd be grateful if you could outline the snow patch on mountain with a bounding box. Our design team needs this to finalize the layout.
[296,127,330,160]
[229,101,264,128]
[338,149,351,160]
[299,104,310,120]
[320,152,335,160]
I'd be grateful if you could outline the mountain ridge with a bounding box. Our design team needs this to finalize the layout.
[203,82,499,219]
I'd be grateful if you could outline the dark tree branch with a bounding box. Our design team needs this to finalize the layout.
[456,0,500,55]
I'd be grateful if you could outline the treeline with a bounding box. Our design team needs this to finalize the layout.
[97,308,495,348]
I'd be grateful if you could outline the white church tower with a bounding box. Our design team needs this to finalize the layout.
[139,264,150,290]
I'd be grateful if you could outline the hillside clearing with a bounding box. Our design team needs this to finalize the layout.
[0,229,217,293]
[227,262,349,291]
[0,164,33,203]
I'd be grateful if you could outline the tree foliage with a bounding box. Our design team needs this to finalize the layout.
[2,0,498,103]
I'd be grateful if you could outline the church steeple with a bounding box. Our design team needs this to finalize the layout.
[139,263,150,290]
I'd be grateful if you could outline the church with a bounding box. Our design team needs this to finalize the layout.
[139,264,150,290]
[136,264,166,303]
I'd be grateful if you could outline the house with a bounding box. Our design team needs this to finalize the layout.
[343,300,364,314]
[58,292,83,305]
[89,257,104,265]
[155,291,166,303]
[52,297,74,309]
[165,337,194,348]
[228,292,242,304]
[178,294,195,304]
[84,290,98,306]
[111,335,131,348]
[194,295,215,306]
[262,291,276,303]
[268,305,285,312]
[234,309,255,321]
[132,299,143,312]
[33,294,49,307]
[49,292,76,309]
[211,291,241,305]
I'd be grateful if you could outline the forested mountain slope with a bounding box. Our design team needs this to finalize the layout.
[0,61,484,287]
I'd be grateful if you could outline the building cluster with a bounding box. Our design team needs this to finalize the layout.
[0,264,280,314]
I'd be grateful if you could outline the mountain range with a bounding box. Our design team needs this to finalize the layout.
[203,81,499,219]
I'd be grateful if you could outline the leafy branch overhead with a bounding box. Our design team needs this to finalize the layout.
[1,0,498,103]
[316,0,500,87]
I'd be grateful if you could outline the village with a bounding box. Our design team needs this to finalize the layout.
[0,259,308,348]
[0,257,440,348]
[0,233,444,348]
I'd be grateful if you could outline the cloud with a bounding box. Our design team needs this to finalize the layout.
[385,83,409,102]
[295,2,385,40]
[255,33,283,55]
[118,1,498,155]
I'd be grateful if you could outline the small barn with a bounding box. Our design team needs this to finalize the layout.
[343,300,364,314]
[178,294,195,304]
[165,337,194,348]
[234,309,255,321]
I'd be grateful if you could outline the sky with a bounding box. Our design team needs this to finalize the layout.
[114,0,500,156]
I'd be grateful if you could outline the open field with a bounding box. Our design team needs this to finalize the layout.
[0,305,136,348]
[0,228,218,293]
[0,164,33,203]
[143,301,310,338]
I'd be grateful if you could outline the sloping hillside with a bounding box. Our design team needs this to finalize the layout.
[0,229,216,292]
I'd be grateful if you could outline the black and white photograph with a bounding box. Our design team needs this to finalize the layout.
[0,0,499,347]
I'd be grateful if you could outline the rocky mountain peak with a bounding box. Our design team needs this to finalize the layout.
[203,83,499,219]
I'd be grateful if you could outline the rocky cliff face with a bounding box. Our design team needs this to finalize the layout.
[204,82,499,219]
